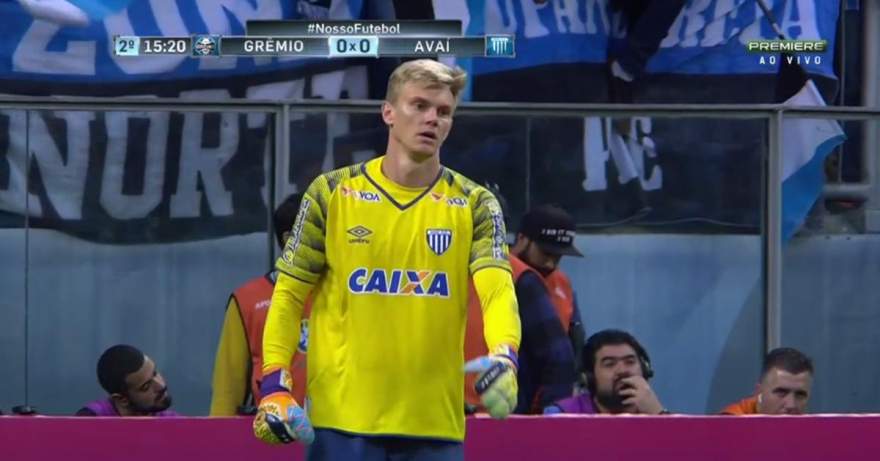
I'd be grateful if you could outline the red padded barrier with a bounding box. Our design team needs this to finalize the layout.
[2,414,878,460]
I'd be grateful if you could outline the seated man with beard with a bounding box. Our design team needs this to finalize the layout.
[544,329,668,415]
[76,344,177,416]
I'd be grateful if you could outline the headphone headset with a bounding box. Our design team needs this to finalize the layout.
[582,329,653,394]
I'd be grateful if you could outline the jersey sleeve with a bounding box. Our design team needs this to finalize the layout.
[267,166,355,376]
[473,266,521,352]
[262,271,313,374]
[275,176,331,284]
[468,187,512,275]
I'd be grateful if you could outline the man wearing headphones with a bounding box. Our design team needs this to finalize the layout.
[543,329,667,415]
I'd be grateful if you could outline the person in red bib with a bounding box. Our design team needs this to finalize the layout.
[508,204,585,414]
[210,194,309,416]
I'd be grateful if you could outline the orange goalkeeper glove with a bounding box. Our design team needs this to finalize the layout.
[252,368,314,445]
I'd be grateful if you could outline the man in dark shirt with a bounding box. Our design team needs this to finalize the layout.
[508,205,585,414]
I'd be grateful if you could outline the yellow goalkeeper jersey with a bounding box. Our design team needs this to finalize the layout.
[273,156,519,441]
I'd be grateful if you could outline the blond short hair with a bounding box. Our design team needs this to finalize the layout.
[385,59,467,103]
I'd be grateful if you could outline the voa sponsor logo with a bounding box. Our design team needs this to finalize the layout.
[341,186,380,203]
[357,190,381,202]
[446,197,467,207]
[348,268,449,297]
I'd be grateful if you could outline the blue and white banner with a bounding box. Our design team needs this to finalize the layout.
[439,0,837,78]
[780,79,846,240]
[433,0,843,236]
[0,0,364,86]
[0,0,376,243]
[0,0,845,242]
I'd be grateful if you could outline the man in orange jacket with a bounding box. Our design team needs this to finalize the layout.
[210,194,309,416]
[721,347,814,415]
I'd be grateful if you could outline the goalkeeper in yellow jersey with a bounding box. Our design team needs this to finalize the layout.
[252,59,522,460]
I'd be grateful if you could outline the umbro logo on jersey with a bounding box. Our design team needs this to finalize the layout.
[347,225,372,244]
[426,229,452,255]
[341,186,381,203]
[348,268,450,297]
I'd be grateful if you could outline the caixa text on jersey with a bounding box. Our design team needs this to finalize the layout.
[348,268,450,297]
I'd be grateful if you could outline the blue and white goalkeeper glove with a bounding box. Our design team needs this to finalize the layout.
[252,368,314,445]
[464,345,518,419]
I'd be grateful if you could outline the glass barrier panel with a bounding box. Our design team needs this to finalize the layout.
[0,108,28,414]
[781,117,880,413]
[23,109,276,415]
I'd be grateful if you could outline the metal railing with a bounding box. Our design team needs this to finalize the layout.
[2,96,880,354]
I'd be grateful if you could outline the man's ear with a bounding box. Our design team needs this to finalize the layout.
[110,392,129,408]
[381,101,394,127]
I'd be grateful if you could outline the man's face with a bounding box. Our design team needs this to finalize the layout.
[121,356,172,414]
[382,81,456,159]
[757,368,812,415]
[592,344,643,413]
[518,237,562,276]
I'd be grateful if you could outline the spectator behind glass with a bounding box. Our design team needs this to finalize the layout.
[210,193,308,416]
[545,329,668,415]
[721,347,814,415]
[507,205,585,414]
[76,344,177,416]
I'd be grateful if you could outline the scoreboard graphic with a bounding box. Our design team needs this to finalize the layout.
[113,20,514,59]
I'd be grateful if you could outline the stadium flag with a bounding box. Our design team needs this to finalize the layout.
[776,56,846,240]
[8,0,133,27]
